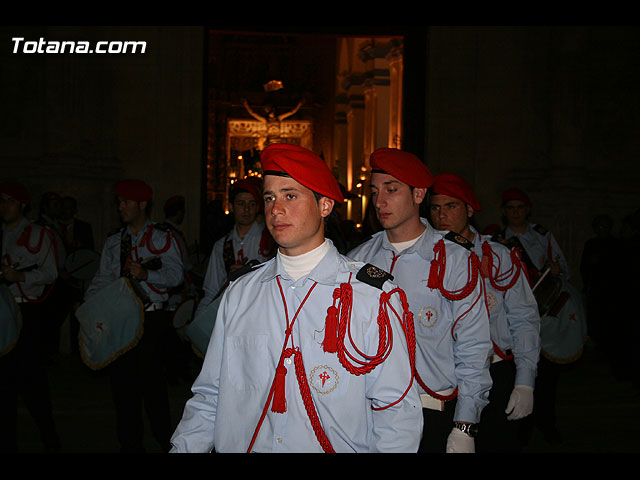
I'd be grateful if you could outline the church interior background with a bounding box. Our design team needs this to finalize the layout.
[2,25,640,287]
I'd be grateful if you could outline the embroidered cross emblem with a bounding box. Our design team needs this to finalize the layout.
[425,310,433,321]
[96,322,103,331]
[569,313,576,321]
[319,371,330,387]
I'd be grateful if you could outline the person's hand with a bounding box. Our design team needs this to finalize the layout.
[446,427,475,453]
[505,384,534,420]
[126,261,148,280]
[1,265,25,283]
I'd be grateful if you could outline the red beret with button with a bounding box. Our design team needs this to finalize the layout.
[260,143,344,203]
[501,188,531,207]
[0,182,31,206]
[369,148,434,188]
[431,172,482,211]
[114,179,153,202]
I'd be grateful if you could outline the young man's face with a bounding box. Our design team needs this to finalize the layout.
[369,172,424,232]
[429,194,473,237]
[263,174,333,256]
[117,197,146,225]
[231,191,258,228]
[502,200,530,228]
[0,194,23,224]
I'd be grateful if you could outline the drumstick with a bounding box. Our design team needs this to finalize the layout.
[532,266,551,292]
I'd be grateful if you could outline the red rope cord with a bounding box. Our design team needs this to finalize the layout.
[247,278,323,452]
[13,226,58,303]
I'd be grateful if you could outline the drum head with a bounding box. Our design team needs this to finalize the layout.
[534,275,563,317]
[172,298,195,329]
[65,249,101,280]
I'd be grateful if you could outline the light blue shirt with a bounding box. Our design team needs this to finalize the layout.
[504,223,569,279]
[85,220,184,304]
[1,218,58,300]
[196,221,272,317]
[348,219,492,424]
[170,240,423,453]
[470,226,540,387]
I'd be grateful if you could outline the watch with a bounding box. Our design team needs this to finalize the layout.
[453,422,478,438]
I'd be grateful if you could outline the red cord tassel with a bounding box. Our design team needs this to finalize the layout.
[427,258,440,289]
[271,364,288,413]
[323,305,339,353]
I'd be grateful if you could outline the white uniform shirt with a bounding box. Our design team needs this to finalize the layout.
[85,221,183,304]
[196,221,272,316]
[1,218,58,300]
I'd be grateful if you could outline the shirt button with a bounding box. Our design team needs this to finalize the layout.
[276,437,283,443]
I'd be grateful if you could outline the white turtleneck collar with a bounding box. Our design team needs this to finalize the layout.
[278,240,330,281]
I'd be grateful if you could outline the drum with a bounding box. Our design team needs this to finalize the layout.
[532,267,564,317]
[75,277,144,370]
[172,298,195,341]
[64,249,101,281]
[0,284,22,357]
[540,281,587,364]
[186,295,222,358]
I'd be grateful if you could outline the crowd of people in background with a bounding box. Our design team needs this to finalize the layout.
[2,145,640,453]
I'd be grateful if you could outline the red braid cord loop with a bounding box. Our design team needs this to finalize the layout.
[427,239,480,301]
[14,225,58,303]
[140,224,175,295]
[480,241,523,291]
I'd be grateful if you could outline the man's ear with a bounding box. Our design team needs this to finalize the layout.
[413,187,428,205]
[466,205,475,219]
[318,197,335,218]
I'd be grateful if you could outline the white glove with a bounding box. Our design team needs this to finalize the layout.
[446,427,475,453]
[505,384,534,420]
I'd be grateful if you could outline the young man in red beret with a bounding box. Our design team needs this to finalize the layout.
[497,187,586,446]
[82,179,184,452]
[348,148,492,453]
[170,143,422,453]
[0,182,61,452]
[429,173,540,452]
[194,179,275,318]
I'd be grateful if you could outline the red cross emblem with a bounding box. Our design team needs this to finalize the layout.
[96,322,103,331]
[310,365,339,394]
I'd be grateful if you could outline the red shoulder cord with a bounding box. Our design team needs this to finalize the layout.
[480,241,523,361]
[322,277,417,412]
[247,279,335,453]
[426,239,483,337]
[480,241,523,292]
[249,272,418,453]
[258,226,274,258]
[14,225,58,303]
[414,239,485,398]
[139,224,174,295]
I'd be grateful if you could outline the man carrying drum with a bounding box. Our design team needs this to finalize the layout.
[83,179,184,453]
[0,182,61,452]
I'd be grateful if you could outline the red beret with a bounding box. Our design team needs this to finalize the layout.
[501,188,531,206]
[261,143,344,203]
[232,179,263,211]
[42,191,62,201]
[0,182,31,205]
[431,173,482,211]
[114,179,153,202]
[164,195,185,209]
[232,179,261,203]
[369,148,434,188]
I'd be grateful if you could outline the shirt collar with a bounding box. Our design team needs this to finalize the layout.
[379,218,441,260]
[260,238,340,287]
